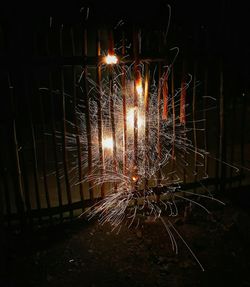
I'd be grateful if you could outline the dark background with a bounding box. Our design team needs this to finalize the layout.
[1,0,249,91]
[1,2,250,286]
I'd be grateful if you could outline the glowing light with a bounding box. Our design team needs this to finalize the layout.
[102,137,114,150]
[127,108,144,129]
[136,79,143,97]
[132,175,139,182]
[105,54,118,65]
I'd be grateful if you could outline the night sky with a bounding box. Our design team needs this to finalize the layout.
[0,0,249,96]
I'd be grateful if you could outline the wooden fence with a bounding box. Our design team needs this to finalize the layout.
[0,23,249,229]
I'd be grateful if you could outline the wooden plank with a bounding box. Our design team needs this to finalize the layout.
[181,62,187,184]
[0,150,11,227]
[49,73,63,222]
[60,25,73,218]
[218,67,225,190]
[133,28,140,188]
[82,29,94,201]
[19,74,33,226]
[144,63,150,190]
[96,30,105,198]
[229,92,236,189]
[108,31,118,191]
[239,90,247,186]
[47,23,63,222]
[192,64,198,190]
[203,69,208,178]
[122,32,128,176]
[70,27,84,207]
[8,74,26,227]
[157,64,162,187]
[39,87,52,222]
[29,103,41,219]
[12,119,26,227]
[171,67,175,177]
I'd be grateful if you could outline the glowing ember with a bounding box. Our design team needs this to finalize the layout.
[105,54,118,65]
[102,137,114,150]
[136,80,143,97]
[132,175,139,182]
[127,108,144,129]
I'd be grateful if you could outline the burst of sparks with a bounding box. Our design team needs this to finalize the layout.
[43,38,240,271]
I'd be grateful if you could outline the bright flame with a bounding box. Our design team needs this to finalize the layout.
[136,80,143,97]
[127,108,144,129]
[105,54,118,65]
[102,137,113,150]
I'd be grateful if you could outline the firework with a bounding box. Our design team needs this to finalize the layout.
[43,7,240,271]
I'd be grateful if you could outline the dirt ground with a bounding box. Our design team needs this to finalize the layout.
[2,188,250,287]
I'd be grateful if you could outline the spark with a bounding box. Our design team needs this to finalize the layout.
[104,54,118,65]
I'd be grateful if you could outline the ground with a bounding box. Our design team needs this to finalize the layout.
[2,188,250,287]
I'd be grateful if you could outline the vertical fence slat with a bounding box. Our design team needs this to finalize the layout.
[39,88,52,221]
[239,91,247,186]
[192,64,198,190]
[0,151,11,227]
[12,119,26,227]
[171,67,175,178]
[157,64,162,188]
[218,68,225,191]
[229,93,236,189]
[60,25,73,218]
[96,30,105,198]
[83,29,94,201]
[71,27,84,208]
[203,69,208,178]
[122,32,127,176]
[108,31,118,191]
[0,120,11,227]
[49,74,63,222]
[47,23,63,221]
[8,74,26,227]
[29,102,41,221]
[19,151,32,225]
[19,81,32,226]
[180,62,187,184]
[144,63,149,190]
[133,29,139,189]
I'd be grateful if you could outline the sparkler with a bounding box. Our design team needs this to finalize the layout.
[70,59,209,218]
[44,9,240,270]
[60,53,231,270]
[45,51,231,271]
